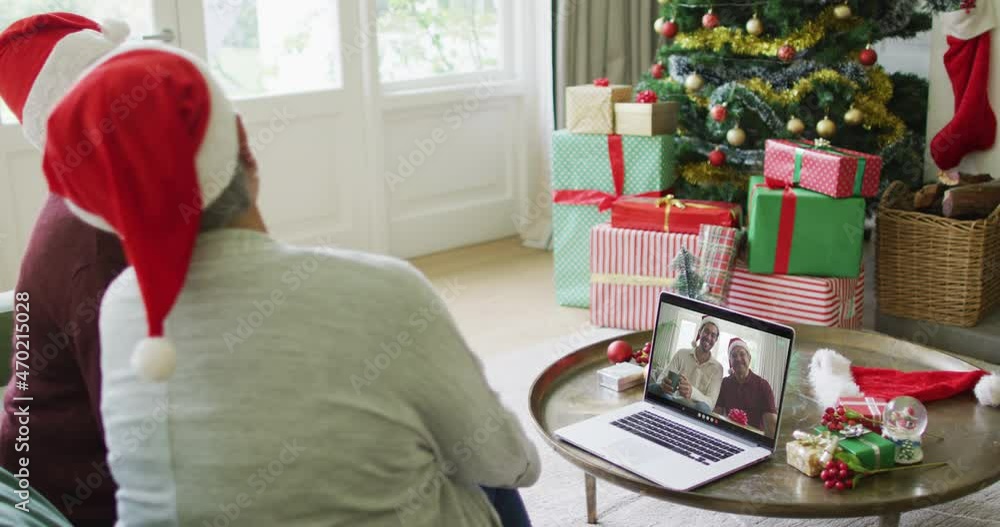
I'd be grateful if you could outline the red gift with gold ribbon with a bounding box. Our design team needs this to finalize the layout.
[610,195,741,235]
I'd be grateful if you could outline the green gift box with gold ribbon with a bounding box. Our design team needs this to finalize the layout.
[747,175,865,278]
[815,426,895,470]
[763,139,882,198]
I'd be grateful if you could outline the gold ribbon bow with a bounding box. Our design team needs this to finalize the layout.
[654,195,731,232]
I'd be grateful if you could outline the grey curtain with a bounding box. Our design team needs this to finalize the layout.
[555,0,659,129]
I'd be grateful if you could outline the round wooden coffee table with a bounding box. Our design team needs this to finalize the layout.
[529,326,1000,526]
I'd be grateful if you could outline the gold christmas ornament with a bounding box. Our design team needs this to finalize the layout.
[786,116,806,135]
[834,3,852,19]
[654,17,666,34]
[844,107,864,126]
[685,73,705,92]
[817,115,837,138]
[746,15,764,36]
[727,125,747,146]
[657,0,670,4]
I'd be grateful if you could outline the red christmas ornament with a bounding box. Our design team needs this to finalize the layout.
[661,19,679,39]
[710,104,728,122]
[636,90,659,103]
[607,340,634,364]
[593,77,610,87]
[859,46,878,66]
[778,43,796,63]
[650,63,665,79]
[708,148,726,167]
[702,9,720,29]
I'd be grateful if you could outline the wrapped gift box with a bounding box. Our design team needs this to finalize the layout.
[764,139,882,198]
[698,225,743,305]
[816,426,895,470]
[614,101,679,136]
[566,84,633,135]
[610,195,741,234]
[589,223,697,329]
[552,131,677,307]
[747,175,865,278]
[725,260,865,328]
[837,397,888,434]
[785,439,828,477]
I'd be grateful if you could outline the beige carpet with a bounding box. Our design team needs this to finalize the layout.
[484,330,1000,527]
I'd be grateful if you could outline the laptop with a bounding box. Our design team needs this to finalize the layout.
[555,292,795,491]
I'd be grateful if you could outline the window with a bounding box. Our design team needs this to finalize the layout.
[376,0,502,84]
[203,0,342,98]
[0,1,155,125]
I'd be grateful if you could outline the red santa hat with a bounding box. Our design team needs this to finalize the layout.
[0,12,130,148]
[728,337,750,355]
[41,46,241,382]
[809,348,1000,408]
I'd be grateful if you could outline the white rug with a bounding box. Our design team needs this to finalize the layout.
[483,330,1000,527]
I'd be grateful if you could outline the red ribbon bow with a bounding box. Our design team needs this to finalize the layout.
[757,178,798,274]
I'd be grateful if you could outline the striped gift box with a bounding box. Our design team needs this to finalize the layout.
[724,261,865,328]
[590,223,698,330]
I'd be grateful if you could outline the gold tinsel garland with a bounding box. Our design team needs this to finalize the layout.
[674,8,858,57]
[690,68,905,147]
[679,162,749,187]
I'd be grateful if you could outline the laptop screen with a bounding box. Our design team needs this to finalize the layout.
[644,293,793,447]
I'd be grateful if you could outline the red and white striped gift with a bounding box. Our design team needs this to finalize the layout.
[590,223,698,330]
[724,261,865,328]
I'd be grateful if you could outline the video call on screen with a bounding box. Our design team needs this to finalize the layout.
[646,302,790,439]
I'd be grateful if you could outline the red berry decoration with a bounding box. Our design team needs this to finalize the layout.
[661,19,679,39]
[702,9,720,29]
[636,90,659,104]
[710,104,728,122]
[607,340,634,364]
[593,77,610,87]
[859,46,878,66]
[650,63,665,79]
[633,342,652,366]
[777,43,796,63]
[708,148,726,167]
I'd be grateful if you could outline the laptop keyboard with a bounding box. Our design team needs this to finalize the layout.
[611,410,744,466]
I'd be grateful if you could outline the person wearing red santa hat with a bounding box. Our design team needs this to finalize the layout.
[0,12,130,524]
[714,338,778,438]
[41,45,538,525]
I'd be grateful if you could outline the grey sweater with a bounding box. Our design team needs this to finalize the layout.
[99,229,540,526]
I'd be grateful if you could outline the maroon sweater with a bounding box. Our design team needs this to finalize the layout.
[0,195,126,524]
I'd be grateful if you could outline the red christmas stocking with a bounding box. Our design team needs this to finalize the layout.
[931,5,998,170]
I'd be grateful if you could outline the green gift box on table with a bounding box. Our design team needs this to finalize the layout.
[815,426,895,470]
[747,175,865,278]
[552,130,676,307]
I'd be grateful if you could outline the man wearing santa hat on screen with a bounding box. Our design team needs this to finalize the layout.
[41,43,539,525]
[0,12,130,524]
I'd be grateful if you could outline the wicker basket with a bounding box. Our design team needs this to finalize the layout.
[876,181,1000,327]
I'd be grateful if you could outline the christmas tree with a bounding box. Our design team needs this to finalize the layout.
[671,247,705,300]
[637,0,932,203]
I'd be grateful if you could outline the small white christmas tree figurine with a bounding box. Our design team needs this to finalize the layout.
[671,247,707,301]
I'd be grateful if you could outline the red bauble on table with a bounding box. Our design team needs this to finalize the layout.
[661,19,679,39]
[710,104,728,122]
[635,90,659,103]
[708,148,726,167]
[777,43,796,63]
[859,46,878,66]
[607,340,634,364]
[702,9,720,29]
[593,77,610,87]
[650,63,665,79]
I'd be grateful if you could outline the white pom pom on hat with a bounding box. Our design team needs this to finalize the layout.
[99,19,131,44]
[131,337,177,382]
[974,374,1000,406]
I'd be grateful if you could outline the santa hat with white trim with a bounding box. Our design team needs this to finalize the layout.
[41,46,241,382]
[809,348,1000,408]
[0,12,129,148]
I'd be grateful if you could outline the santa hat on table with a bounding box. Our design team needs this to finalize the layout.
[41,46,243,382]
[809,348,1000,408]
[0,12,130,148]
